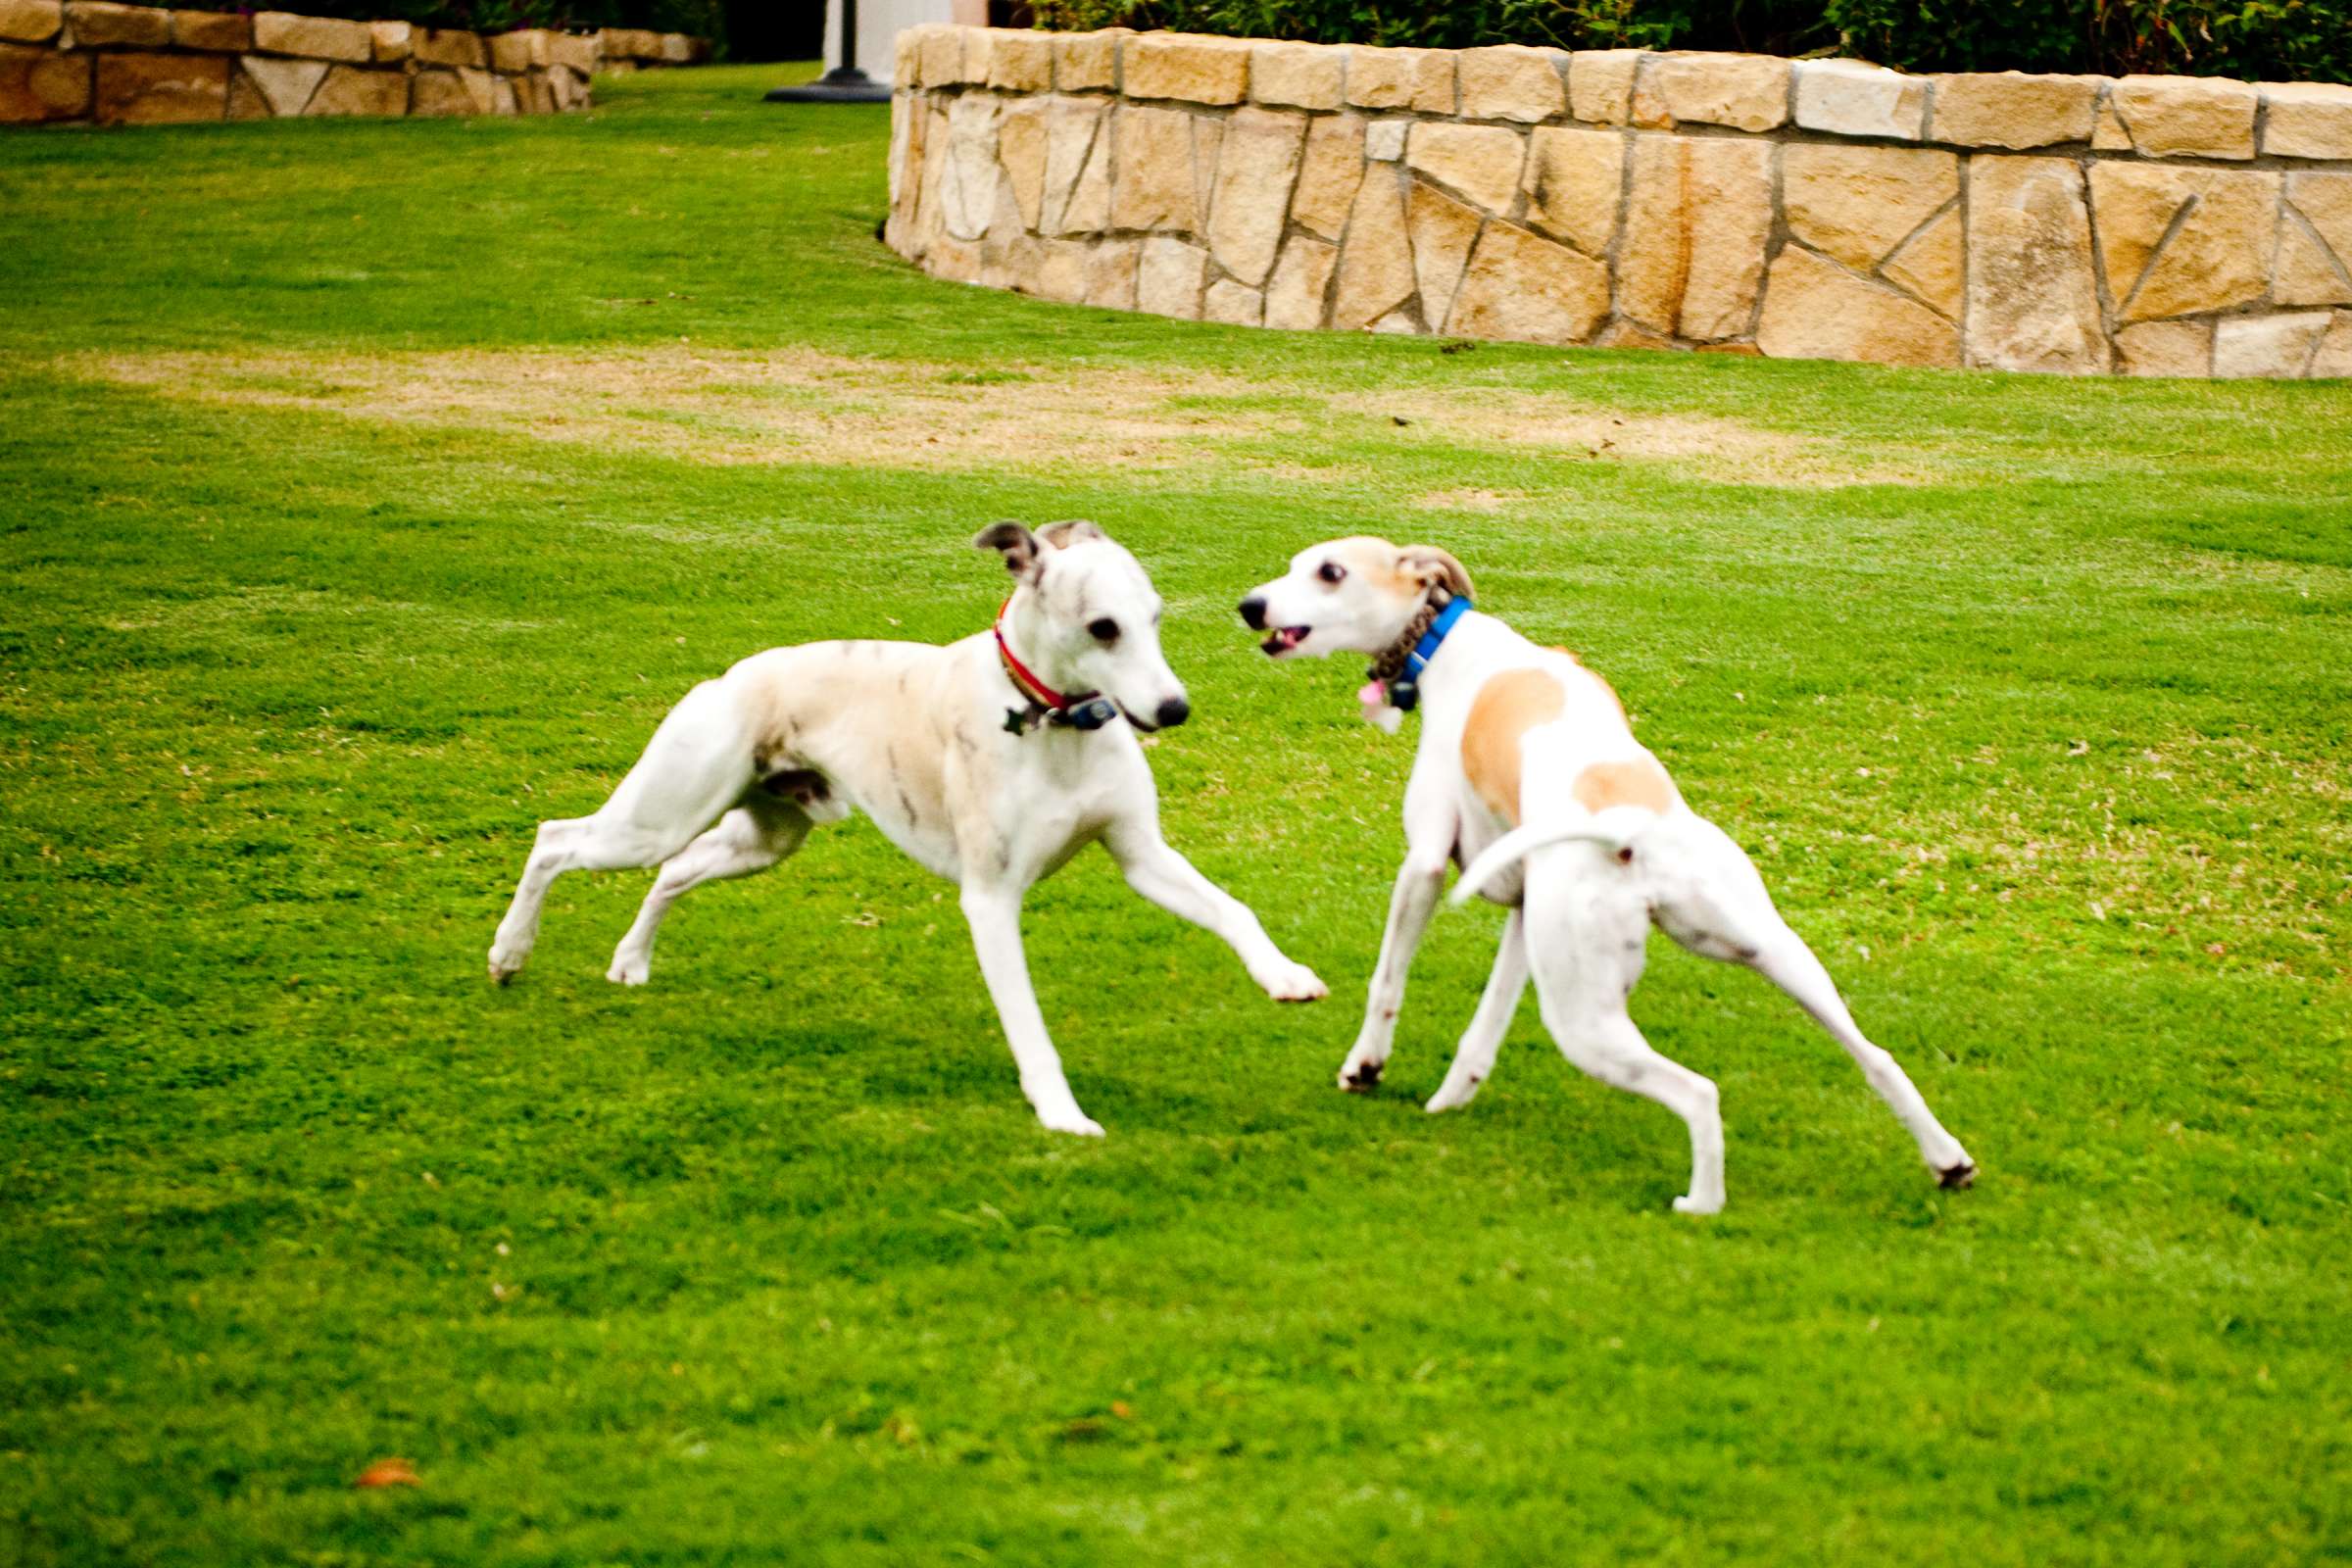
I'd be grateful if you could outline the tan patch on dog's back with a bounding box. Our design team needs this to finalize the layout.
[1462,668,1566,825]
[1572,758,1676,814]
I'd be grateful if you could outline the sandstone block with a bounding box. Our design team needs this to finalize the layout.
[1618,133,1772,341]
[1111,104,1200,231]
[1331,167,1414,329]
[2311,313,2352,378]
[368,19,410,61]
[95,49,223,122]
[0,0,60,44]
[2090,163,2276,320]
[548,30,595,74]
[997,95,1049,228]
[1448,220,1608,345]
[1930,72,2097,148]
[1031,238,1089,305]
[1882,205,1962,318]
[1053,27,1118,92]
[928,235,981,284]
[0,41,85,121]
[1757,244,1958,367]
[2261,81,2352,161]
[2281,172,2352,306]
[1792,59,1926,140]
[1647,51,1788,131]
[1782,142,1957,273]
[237,52,322,115]
[1363,118,1405,161]
[253,11,369,62]
[2214,312,2331,378]
[547,62,585,111]
[1458,44,1565,123]
[1264,234,1337,328]
[916,24,962,88]
[488,28,543,73]
[1137,234,1208,318]
[1404,121,1525,214]
[2111,74,2256,159]
[1371,309,1421,334]
[939,91,1001,241]
[2091,92,2130,148]
[1408,179,1484,331]
[605,26,659,61]
[2115,318,2211,376]
[1291,113,1365,239]
[1346,45,1451,114]
[660,31,697,64]
[517,68,553,113]
[1965,155,2104,372]
[306,61,407,115]
[1203,278,1264,326]
[1124,30,1246,105]
[1522,125,1621,257]
[985,28,1052,92]
[1568,48,1639,124]
[412,25,483,68]
[1250,38,1340,110]
[66,1,167,47]
[1040,94,1109,235]
[1084,237,1140,309]
[1208,106,1307,286]
[172,10,251,51]
[224,66,262,117]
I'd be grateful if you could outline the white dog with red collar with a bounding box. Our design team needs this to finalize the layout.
[1241,536,1974,1212]
[488,521,1326,1136]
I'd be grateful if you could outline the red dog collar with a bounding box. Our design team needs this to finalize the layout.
[994,598,1116,732]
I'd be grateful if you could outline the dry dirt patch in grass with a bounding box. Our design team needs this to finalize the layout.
[69,348,1912,488]
[1338,389,1925,488]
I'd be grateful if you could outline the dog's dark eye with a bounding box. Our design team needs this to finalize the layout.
[1088,617,1119,643]
[1317,562,1346,585]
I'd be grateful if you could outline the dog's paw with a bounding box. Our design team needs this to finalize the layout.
[487,945,528,985]
[1425,1077,1479,1113]
[606,955,650,987]
[1936,1157,1978,1190]
[1037,1107,1106,1138]
[1672,1192,1724,1216]
[1337,1054,1385,1094]
[1257,961,1328,1004]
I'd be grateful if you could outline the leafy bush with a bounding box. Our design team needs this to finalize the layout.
[1030,0,2352,81]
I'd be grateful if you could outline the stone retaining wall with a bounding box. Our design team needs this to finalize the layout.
[0,2,709,125]
[884,24,2352,379]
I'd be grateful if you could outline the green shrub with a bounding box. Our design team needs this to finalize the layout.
[1031,0,2352,81]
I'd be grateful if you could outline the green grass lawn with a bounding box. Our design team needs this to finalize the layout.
[4,60,2350,1567]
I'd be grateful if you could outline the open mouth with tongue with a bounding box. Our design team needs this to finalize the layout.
[1260,625,1311,657]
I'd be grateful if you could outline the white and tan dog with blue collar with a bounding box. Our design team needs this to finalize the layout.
[1241,537,1975,1213]
[489,521,1326,1137]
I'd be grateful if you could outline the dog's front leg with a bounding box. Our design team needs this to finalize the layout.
[1104,820,1326,1003]
[1338,824,1454,1093]
[957,884,1103,1137]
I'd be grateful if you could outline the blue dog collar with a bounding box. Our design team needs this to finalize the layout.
[1405,595,1471,679]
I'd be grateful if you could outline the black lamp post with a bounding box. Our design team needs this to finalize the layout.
[765,0,894,103]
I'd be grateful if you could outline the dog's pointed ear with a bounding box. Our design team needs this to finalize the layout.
[1036,519,1106,550]
[973,521,1044,584]
[1397,544,1475,604]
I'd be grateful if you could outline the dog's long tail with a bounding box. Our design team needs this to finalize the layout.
[1449,807,1657,906]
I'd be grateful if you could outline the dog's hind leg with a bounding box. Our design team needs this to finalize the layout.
[1649,815,1975,1189]
[607,796,813,986]
[1527,871,1726,1213]
[488,679,758,984]
[1426,908,1529,1113]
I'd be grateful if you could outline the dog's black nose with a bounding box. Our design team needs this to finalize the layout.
[1154,697,1191,730]
[1239,595,1267,630]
